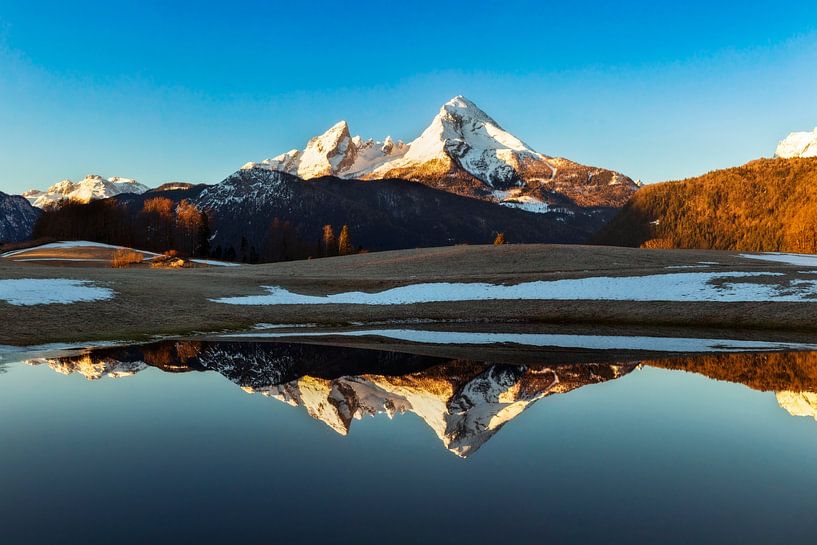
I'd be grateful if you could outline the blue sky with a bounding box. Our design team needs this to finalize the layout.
[1,0,816,193]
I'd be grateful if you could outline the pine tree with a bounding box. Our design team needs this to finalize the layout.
[195,212,211,257]
[338,224,353,255]
[321,225,336,257]
[239,236,248,262]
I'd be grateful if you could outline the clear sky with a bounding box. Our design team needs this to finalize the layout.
[1,0,816,194]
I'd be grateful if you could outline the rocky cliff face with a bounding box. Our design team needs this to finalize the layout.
[0,191,41,243]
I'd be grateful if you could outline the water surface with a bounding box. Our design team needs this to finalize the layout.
[2,339,817,544]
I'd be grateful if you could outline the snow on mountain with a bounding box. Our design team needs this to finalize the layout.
[370,95,546,187]
[243,96,638,212]
[23,174,149,208]
[244,120,408,179]
[0,191,41,243]
[776,127,817,158]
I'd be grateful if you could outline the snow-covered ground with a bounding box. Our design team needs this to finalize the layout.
[741,252,817,268]
[3,241,238,267]
[189,258,240,267]
[212,271,817,306]
[0,279,114,305]
[2,241,126,257]
[13,258,110,262]
[226,328,817,353]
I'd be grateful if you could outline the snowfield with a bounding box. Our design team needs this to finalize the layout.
[740,252,817,268]
[227,328,817,353]
[0,279,114,305]
[189,258,241,267]
[1,240,158,258]
[212,271,817,306]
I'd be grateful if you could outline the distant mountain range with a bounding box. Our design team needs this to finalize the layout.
[23,174,149,208]
[5,99,817,256]
[51,170,591,258]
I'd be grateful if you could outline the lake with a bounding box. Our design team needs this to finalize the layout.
[1,336,817,544]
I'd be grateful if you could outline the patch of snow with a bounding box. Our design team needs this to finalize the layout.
[227,328,817,353]
[741,252,817,267]
[189,258,241,267]
[13,258,110,262]
[0,278,114,305]
[2,240,158,258]
[252,322,318,329]
[211,271,817,306]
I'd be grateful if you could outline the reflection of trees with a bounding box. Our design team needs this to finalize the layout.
[646,351,817,393]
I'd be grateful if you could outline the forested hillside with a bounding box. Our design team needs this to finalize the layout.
[597,158,817,252]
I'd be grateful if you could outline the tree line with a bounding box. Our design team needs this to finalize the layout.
[32,197,365,263]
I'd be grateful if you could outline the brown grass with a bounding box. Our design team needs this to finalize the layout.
[111,249,145,268]
[3,244,817,346]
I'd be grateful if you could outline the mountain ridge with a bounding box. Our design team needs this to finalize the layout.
[23,174,149,208]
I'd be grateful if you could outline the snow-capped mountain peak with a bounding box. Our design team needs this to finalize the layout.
[23,174,149,208]
[776,127,817,158]
[373,95,544,187]
[242,95,638,211]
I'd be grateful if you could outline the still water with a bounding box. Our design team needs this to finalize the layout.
[1,339,817,544]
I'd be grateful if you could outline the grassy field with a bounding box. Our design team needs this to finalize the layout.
[2,243,817,345]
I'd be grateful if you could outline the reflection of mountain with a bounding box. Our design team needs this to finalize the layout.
[776,391,817,420]
[646,351,817,422]
[261,362,632,457]
[30,341,817,453]
[26,341,635,457]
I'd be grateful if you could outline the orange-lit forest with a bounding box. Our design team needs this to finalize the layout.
[597,157,817,252]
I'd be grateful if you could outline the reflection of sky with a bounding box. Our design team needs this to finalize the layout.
[1,359,817,543]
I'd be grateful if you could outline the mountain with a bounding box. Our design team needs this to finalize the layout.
[193,168,591,253]
[26,340,636,457]
[244,96,639,216]
[776,127,817,158]
[0,191,41,243]
[23,174,149,208]
[596,157,817,252]
[38,168,590,259]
